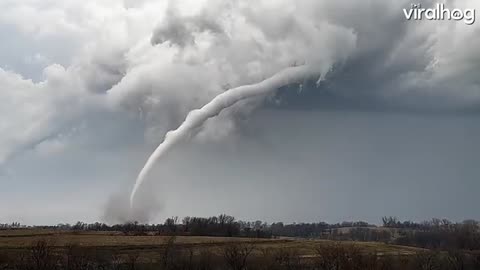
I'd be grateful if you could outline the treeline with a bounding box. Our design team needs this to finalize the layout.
[62,215,265,238]
[382,216,479,230]
[0,223,24,229]
[5,215,375,239]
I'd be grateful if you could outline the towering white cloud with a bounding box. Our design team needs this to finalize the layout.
[1,0,480,210]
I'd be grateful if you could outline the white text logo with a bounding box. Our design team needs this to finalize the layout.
[403,3,476,25]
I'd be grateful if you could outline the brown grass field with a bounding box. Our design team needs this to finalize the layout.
[0,229,424,260]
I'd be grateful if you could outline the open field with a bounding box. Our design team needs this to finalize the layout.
[2,229,480,269]
[0,229,423,257]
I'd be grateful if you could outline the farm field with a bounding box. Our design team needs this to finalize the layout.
[0,229,423,258]
[2,229,478,269]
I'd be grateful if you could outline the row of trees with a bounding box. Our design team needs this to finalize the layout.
[0,223,23,229]
[380,217,480,250]
[12,216,375,237]
[382,216,479,231]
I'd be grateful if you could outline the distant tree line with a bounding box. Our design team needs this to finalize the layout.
[0,223,24,229]
[4,215,374,239]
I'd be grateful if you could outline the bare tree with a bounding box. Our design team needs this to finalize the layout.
[273,248,303,270]
[160,235,177,269]
[413,251,440,270]
[30,240,57,270]
[445,250,465,270]
[126,253,139,270]
[223,243,255,270]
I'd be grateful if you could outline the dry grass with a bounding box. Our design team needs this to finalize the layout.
[0,230,272,249]
[1,230,447,270]
[0,229,424,258]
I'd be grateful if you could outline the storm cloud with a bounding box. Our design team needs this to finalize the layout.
[1,0,480,224]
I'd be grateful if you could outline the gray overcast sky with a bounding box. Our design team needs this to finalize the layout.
[1,0,480,225]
